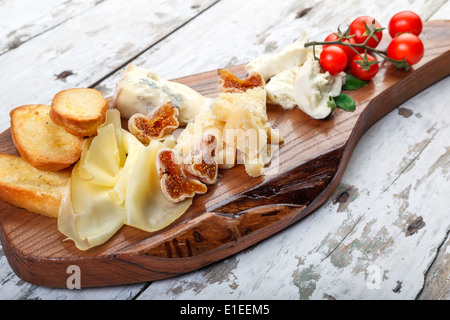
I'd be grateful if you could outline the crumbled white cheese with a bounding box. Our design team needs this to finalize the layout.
[245,30,346,119]
[265,66,302,109]
[264,57,345,119]
[293,58,346,119]
[245,30,315,82]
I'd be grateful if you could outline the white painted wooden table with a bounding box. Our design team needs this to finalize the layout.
[0,0,449,301]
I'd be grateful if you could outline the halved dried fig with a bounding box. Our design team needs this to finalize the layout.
[156,148,207,203]
[183,133,219,185]
[218,69,265,93]
[128,102,179,144]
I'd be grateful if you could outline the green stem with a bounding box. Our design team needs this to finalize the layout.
[305,37,409,70]
[304,39,382,52]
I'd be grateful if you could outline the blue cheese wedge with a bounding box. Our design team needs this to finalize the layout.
[113,64,212,124]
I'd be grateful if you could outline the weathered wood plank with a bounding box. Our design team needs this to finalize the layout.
[94,0,447,98]
[0,0,218,132]
[0,0,101,55]
[414,1,450,300]
[416,233,450,300]
[429,0,450,19]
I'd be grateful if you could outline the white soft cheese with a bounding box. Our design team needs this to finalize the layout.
[112,64,212,124]
[265,66,302,109]
[245,30,315,82]
[293,58,346,119]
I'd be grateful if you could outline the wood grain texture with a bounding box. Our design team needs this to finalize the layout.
[0,20,449,288]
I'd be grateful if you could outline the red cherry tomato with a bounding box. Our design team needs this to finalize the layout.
[388,11,422,38]
[323,33,357,67]
[349,16,383,50]
[319,45,348,75]
[350,53,379,81]
[387,33,424,65]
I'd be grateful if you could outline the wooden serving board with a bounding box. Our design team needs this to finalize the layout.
[0,20,449,288]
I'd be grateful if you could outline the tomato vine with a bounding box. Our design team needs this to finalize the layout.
[305,20,411,72]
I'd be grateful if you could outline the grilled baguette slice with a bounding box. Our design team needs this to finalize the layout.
[0,153,71,218]
[50,88,109,137]
[10,104,84,172]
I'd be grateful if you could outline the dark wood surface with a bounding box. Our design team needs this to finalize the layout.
[0,20,449,288]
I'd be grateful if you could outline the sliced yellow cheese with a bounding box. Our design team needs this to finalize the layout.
[57,109,193,251]
[70,160,125,248]
[81,123,121,187]
[110,129,145,206]
[57,184,90,251]
[77,137,93,180]
[125,140,192,232]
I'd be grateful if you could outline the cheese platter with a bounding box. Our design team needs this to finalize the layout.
[0,19,449,288]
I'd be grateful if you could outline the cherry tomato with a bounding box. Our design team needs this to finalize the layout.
[388,11,422,38]
[349,16,383,50]
[387,33,424,65]
[319,45,348,75]
[323,33,357,67]
[350,53,379,81]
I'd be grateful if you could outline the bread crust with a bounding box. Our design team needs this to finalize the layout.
[10,104,84,172]
[50,88,109,137]
[0,153,71,218]
[0,182,62,218]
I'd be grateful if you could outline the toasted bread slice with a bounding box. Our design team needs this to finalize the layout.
[0,153,71,218]
[50,88,109,137]
[10,104,84,171]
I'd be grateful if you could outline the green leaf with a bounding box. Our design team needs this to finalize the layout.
[335,94,356,112]
[327,96,337,111]
[362,19,385,42]
[388,57,411,71]
[336,24,354,39]
[342,74,368,90]
[355,51,380,71]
